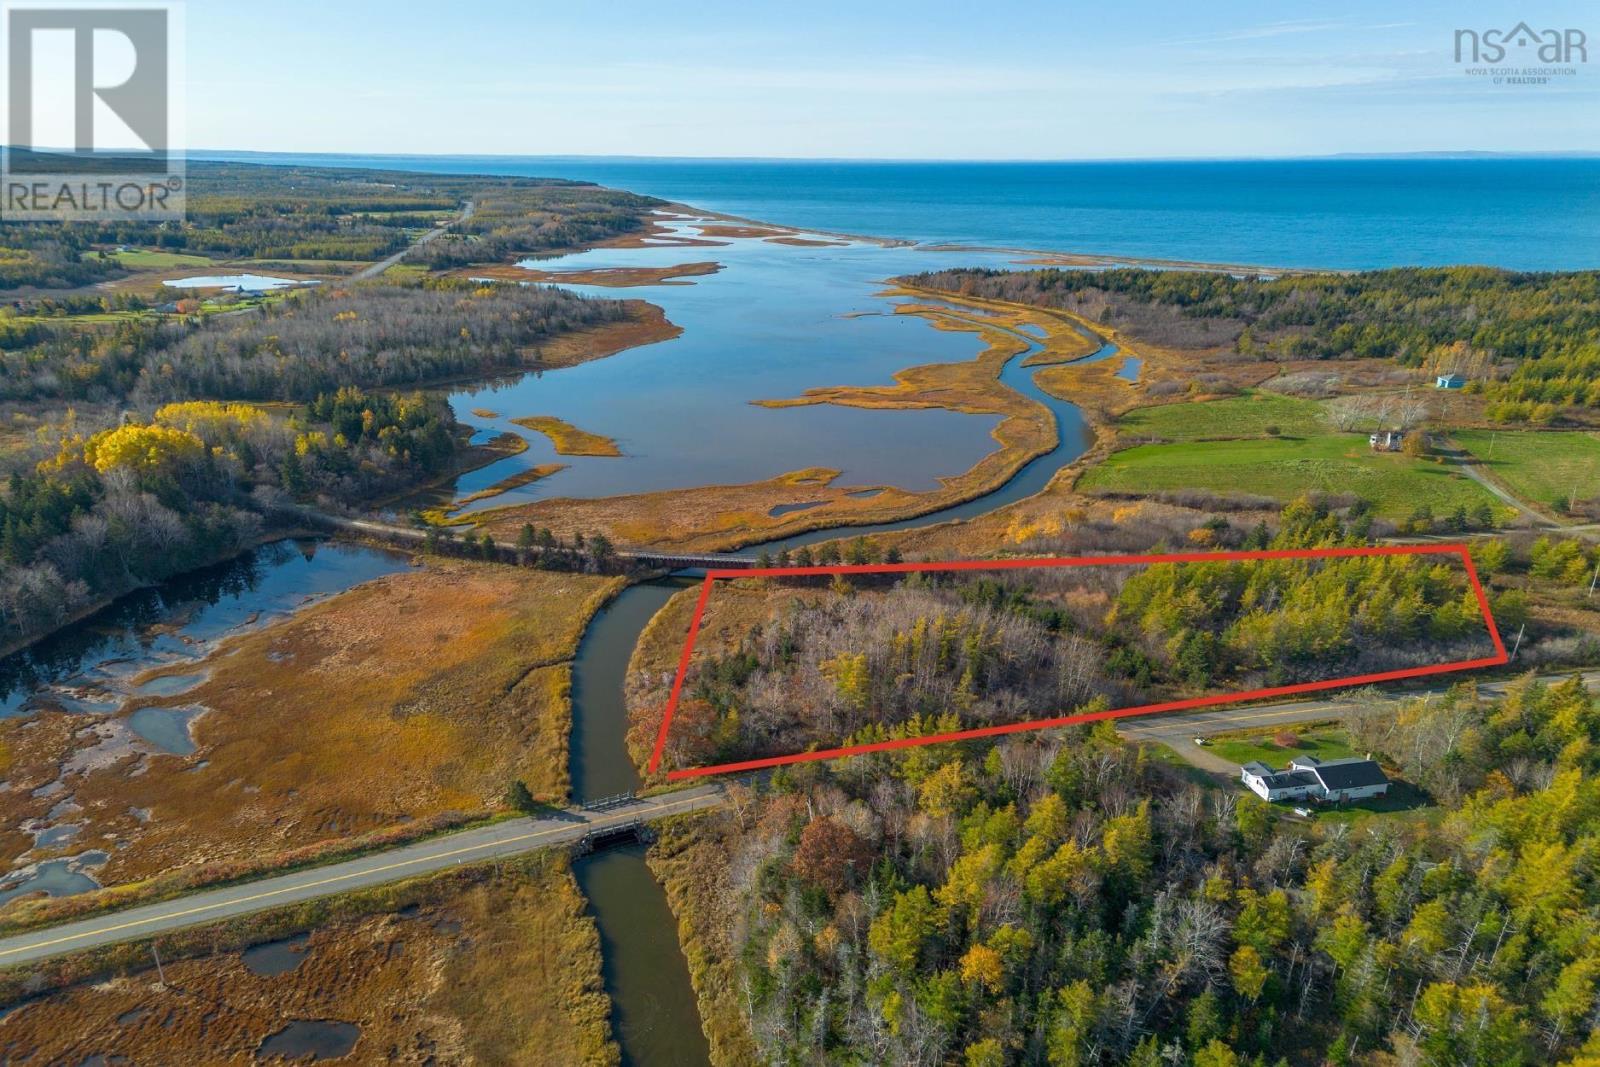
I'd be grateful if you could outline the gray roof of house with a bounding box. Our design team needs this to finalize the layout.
[1248,767,1320,791]
[1292,756,1389,790]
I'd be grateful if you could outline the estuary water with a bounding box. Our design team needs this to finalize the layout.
[444,222,1024,511]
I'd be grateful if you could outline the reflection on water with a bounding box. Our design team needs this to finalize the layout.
[242,932,312,977]
[255,1021,360,1062]
[0,540,411,910]
[576,843,711,1067]
[0,851,107,907]
[0,540,408,718]
[126,706,203,755]
[570,580,710,1066]
[162,274,311,291]
[747,319,1114,556]
[570,582,692,803]
[444,221,1050,514]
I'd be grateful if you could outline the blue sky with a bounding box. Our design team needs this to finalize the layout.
[188,1,1600,158]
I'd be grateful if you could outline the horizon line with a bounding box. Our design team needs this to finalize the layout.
[180,148,1600,165]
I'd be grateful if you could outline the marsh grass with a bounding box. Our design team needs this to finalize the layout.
[0,561,622,894]
[0,852,618,1066]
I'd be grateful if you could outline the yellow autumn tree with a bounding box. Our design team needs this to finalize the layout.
[1229,945,1268,1003]
[917,760,973,820]
[959,943,1004,994]
[153,401,268,445]
[820,651,870,711]
[80,423,203,475]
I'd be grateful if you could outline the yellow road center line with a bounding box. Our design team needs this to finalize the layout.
[0,795,714,959]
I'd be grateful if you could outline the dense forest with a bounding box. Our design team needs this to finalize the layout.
[667,501,1496,770]
[409,184,662,268]
[908,267,1600,420]
[0,278,627,402]
[0,392,459,650]
[678,667,1600,1065]
[0,157,662,288]
[0,229,114,290]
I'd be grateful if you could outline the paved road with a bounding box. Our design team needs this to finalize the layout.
[350,198,474,282]
[0,785,722,969]
[1122,667,1600,774]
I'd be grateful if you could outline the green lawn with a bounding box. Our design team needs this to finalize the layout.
[83,248,213,269]
[1117,391,1327,441]
[1080,433,1506,519]
[1210,728,1358,769]
[1311,781,1434,825]
[1454,429,1600,512]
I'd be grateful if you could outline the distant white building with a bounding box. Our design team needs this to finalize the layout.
[1369,430,1405,452]
[1240,756,1390,804]
[1435,373,1466,389]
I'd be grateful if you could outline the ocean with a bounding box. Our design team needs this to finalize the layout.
[190,152,1600,272]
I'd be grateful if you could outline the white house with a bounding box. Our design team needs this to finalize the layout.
[1369,430,1405,452]
[1435,373,1466,389]
[1240,755,1389,803]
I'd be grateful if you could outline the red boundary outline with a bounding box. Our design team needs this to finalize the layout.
[648,544,1508,781]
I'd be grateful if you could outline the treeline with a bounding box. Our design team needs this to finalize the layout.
[0,278,628,402]
[0,393,460,650]
[0,156,660,287]
[410,185,660,268]
[908,266,1600,419]
[697,669,1600,1065]
[0,229,113,290]
[909,266,1600,363]
[1112,499,1490,687]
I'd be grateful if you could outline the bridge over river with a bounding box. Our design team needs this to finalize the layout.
[0,785,725,969]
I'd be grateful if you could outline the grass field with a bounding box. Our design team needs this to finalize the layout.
[1209,728,1358,769]
[1455,429,1600,512]
[1117,391,1326,441]
[1079,433,1504,519]
[83,248,213,269]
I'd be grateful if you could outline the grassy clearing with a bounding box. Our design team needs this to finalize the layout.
[510,415,623,457]
[1208,727,1359,769]
[1117,391,1327,441]
[1454,429,1600,511]
[0,852,618,1066]
[82,248,213,269]
[0,560,622,891]
[1080,433,1503,519]
[1311,780,1434,824]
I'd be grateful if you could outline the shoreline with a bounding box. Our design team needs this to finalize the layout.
[461,286,1126,556]
[644,201,1327,276]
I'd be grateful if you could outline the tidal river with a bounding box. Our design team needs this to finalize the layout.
[555,259,1114,1063]
[0,216,1112,1064]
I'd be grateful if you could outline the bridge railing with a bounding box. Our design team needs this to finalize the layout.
[582,791,637,812]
